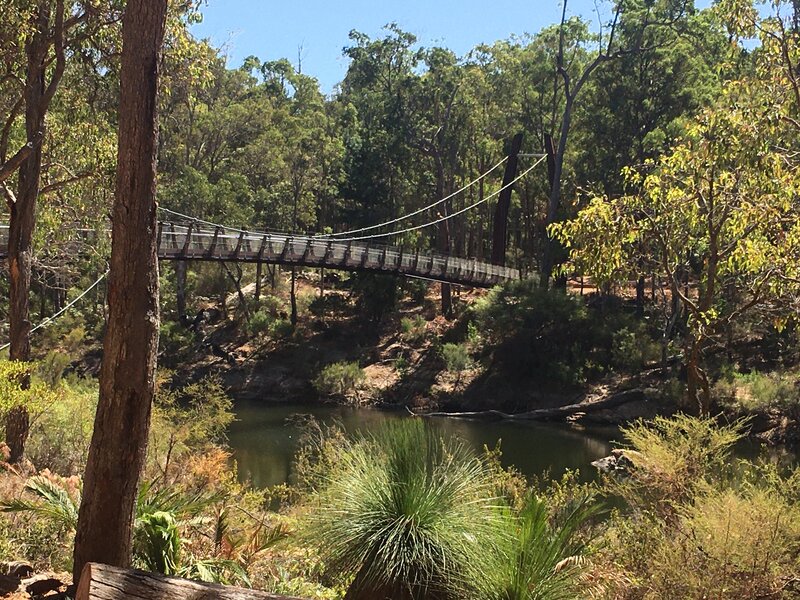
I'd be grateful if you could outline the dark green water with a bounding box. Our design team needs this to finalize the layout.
[228,402,620,488]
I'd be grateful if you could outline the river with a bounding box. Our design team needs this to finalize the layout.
[228,401,620,488]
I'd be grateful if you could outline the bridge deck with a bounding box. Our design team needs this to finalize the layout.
[0,223,519,287]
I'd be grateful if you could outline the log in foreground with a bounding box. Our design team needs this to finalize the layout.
[76,563,307,600]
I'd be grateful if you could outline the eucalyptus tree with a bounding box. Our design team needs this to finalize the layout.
[73,0,168,579]
[552,94,800,415]
[1,0,124,463]
[541,0,695,287]
[337,25,424,319]
[575,6,728,196]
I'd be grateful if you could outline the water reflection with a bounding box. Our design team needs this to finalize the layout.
[228,402,621,489]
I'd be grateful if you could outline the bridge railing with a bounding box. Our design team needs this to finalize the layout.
[157,223,520,286]
[0,223,520,286]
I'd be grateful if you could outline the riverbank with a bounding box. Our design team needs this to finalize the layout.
[150,272,799,448]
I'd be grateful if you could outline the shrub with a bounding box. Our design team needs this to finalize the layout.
[351,273,398,323]
[611,326,660,372]
[589,415,800,599]
[470,279,649,386]
[611,414,744,512]
[441,342,471,379]
[715,370,799,416]
[312,361,364,398]
[403,278,429,304]
[269,318,294,339]
[246,309,274,336]
[399,314,427,344]
[304,420,502,599]
[490,491,600,600]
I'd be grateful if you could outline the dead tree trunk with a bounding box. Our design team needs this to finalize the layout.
[73,0,167,581]
[491,133,523,267]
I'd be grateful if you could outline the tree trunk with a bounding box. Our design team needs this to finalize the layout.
[76,563,302,600]
[5,1,53,463]
[636,275,645,317]
[685,337,710,416]
[255,261,262,303]
[73,0,167,581]
[491,133,523,266]
[222,262,250,322]
[175,260,187,320]
[541,96,573,288]
[290,267,298,326]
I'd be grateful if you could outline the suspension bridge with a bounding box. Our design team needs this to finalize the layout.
[0,140,544,340]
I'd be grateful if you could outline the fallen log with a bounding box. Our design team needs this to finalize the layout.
[76,563,306,600]
[410,388,645,422]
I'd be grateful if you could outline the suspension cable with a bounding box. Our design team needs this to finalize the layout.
[0,270,109,352]
[325,155,546,243]
[314,156,508,238]
[158,155,544,244]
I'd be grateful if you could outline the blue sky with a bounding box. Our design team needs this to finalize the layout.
[192,0,713,94]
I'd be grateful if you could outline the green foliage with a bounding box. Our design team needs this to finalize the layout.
[491,492,599,600]
[246,309,273,336]
[351,274,399,324]
[611,326,660,372]
[612,414,745,511]
[0,476,79,531]
[270,318,294,339]
[399,314,427,344]
[471,280,646,386]
[311,361,364,398]
[441,342,471,382]
[25,378,97,475]
[134,511,182,575]
[150,374,235,481]
[305,420,503,599]
[593,414,800,599]
[715,370,800,416]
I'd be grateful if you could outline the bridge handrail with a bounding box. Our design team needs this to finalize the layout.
[0,223,521,285]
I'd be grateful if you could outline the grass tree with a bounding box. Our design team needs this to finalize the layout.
[305,420,502,600]
[304,419,598,600]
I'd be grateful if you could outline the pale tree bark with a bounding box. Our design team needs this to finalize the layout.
[73,0,167,582]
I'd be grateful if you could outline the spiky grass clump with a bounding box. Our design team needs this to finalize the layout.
[490,493,600,600]
[306,419,503,600]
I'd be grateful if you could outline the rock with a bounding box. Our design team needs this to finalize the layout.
[26,576,64,596]
[592,449,640,478]
[0,574,20,595]
[3,561,33,578]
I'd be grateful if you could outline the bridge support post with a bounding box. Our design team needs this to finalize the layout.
[491,133,523,267]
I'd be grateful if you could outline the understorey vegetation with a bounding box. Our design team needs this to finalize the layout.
[0,381,797,599]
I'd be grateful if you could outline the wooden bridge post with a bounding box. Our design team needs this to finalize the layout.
[280,237,292,262]
[233,231,245,258]
[301,238,313,263]
[379,245,388,269]
[181,221,195,257]
[169,222,179,252]
[342,240,352,266]
[491,133,523,267]
[360,243,371,268]
[208,226,221,258]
